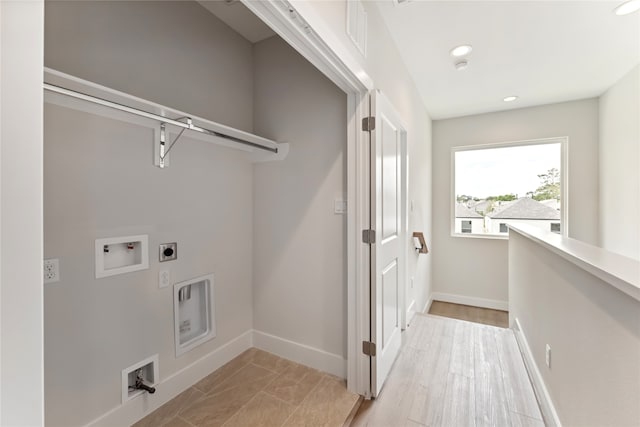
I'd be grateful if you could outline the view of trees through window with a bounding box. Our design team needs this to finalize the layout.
[454,141,562,236]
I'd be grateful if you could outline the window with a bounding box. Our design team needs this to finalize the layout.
[453,138,565,238]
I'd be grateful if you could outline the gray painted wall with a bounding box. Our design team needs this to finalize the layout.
[44,2,256,425]
[599,65,640,260]
[252,36,348,358]
[45,0,254,133]
[432,99,599,303]
[44,107,254,426]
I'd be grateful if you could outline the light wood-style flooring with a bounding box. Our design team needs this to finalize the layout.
[352,313,544,427]
[134,348,359,427]
[429,301,509,328]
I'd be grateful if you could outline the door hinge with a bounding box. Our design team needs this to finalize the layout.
[362,229,376,244]
[362,116,376,132]
[362,341,376,356]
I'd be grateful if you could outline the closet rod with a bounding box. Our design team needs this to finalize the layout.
[44,83,279,154]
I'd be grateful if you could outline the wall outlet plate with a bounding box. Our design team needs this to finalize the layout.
[159,242,177,262]
[44,258,60,284]
[159,270,170,288]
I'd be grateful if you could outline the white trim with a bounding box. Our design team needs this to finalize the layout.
[405,299,416,326]
[94,234,149,279]
[431,292,508,311]
[252,330,346,379]
[513,318,562,427]
[86,330,253,427]
[401,129,410,330]
[422,294,434,314]
[242,0,372,397]
[0,2,45,424]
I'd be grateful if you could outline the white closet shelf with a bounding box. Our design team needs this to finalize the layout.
[43,68,288,163]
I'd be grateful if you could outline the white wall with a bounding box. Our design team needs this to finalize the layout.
[45,0,254,133]
[44,3,255,425]
[0,1,45,425]
[509,229,640,426]
[433,99,599,304]
[252,36,348,360]
[599,65,640,260]
[292,0,433,315]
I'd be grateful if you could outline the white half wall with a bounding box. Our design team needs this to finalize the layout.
[0,1,45,425]
[508,227,640,426]
[599,64,640,260]
[432,99,599,303]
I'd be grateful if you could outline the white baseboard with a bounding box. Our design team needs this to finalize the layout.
[86,330,253,427]
[513,318,562,427]
[252,330,346,378]
[430,292,508,311]
[422,295,434,314]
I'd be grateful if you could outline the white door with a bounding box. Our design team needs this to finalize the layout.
[369,90,406,397]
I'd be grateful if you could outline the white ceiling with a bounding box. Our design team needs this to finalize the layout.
[198,0,275,43]
[374,1,640,119]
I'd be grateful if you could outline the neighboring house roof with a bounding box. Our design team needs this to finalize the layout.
[488,197,560,220]
[540,199,560,210]
[455,203,483,218]
[471,200,492,214]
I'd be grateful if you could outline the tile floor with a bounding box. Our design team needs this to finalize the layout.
[134,348,359,427]
[351,314,544,426]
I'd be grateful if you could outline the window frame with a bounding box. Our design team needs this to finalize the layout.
[451,137,568,240]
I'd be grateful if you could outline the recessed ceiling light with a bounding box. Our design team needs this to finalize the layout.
[450,45,472,57]
[614,0,640,15]
[455,60,469,71]
[503,96,518,102]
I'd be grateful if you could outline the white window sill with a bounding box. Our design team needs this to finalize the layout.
[451,232,509,240]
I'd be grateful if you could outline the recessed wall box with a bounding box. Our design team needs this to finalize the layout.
[174,274,215,357]
[159,242,177,262]
[121,354,158,403]
[95,235,149,278]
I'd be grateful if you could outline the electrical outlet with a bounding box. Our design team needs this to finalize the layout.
[159,270,170,288]
[44,258,60,284]
[411,276,414,288]
[545,344,551,368]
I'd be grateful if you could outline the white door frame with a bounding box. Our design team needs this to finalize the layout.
[243,0,375,397]
[0,1,45,424]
